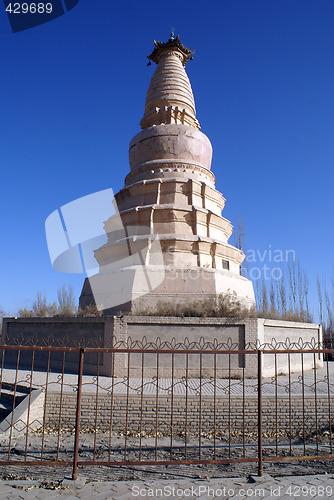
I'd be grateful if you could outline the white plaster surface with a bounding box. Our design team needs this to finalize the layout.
[129,124,212,171]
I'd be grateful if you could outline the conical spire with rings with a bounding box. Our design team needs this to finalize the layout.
[140,33,200,130]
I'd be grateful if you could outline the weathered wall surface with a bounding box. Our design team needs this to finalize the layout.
[260,319,323,376]
[1,317,113,375]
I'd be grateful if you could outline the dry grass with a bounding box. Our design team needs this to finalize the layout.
[135,292,257,318]
[257,307,314,323]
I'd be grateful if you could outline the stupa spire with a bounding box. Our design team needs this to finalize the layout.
[140,35,199,130]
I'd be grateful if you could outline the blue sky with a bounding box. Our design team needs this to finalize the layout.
[0,0,333,318]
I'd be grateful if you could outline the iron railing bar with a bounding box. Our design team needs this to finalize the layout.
[170,352,174,461]
[72,348,84,481]
[139,352,144,461]
[0,349,5,396]
[326,358,333,454]
[301,352,306,456]
[41,350,51,460]
[257,350,263,477]
[90,348,255,355]
[228,352,231,459]
[213,352,217,460]
[107,351,116,461]
[1,345,333,355]
[154,352,159,462]
[275,352,278,456]
[198,352,202,460]
[288,352,292,456]
[0,460,74,466]
[56,351,66,462]
[8,349,20,460]
[75,457,260,467]
[93,352,100,461]
[242,363,245,458]
[24,350,35,461]
[124,351,131,461]
[184,352,189,461]
[0,346,85,353]
[313,352,319,456]
[262,349,333,354]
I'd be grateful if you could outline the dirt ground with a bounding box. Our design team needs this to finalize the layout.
[1,430,333,483]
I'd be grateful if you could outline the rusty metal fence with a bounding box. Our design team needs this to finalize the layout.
[0,335,333,479]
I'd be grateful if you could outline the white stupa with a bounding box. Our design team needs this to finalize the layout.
[80,34,255,313]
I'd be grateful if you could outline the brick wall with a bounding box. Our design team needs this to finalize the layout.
[44,392,332,440]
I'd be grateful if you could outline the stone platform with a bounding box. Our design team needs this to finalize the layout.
[2,316,322,378]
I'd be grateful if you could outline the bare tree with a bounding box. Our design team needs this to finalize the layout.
[17,286,77,318]
[33,291,57,317]
[287,257,297,313]
[17,306,34,318]
[256,279,268,317]
[324,281,333,330]
[0,306,4,335]
[278,265,287,316]
[301,269,310,316]
[18,291,57,318]
[318,272,334,349]
[269,281,276,315]
[297,261,304,314]
[233,216,245,252]
[233,217,248,277]
[57,285,77,316]
[316,275,323,325]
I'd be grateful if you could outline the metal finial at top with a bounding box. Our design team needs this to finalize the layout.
[147,34,195,67]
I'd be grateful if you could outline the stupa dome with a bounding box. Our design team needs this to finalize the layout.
[129,124,212,172]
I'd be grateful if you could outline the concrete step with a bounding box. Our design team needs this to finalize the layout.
[0,383,35,424]
[1,381,31,394]
[0,388,44,438]
[0,400,13,420]
[0,388,27,404]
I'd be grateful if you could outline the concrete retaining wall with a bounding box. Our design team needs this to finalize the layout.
[2,316,322,377]
[259,319,323,376]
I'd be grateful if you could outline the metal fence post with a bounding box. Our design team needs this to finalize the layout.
[72,348,84,481]
[257,349,263,477]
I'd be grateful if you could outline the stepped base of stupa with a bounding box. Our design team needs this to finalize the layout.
[80,266,255,315]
